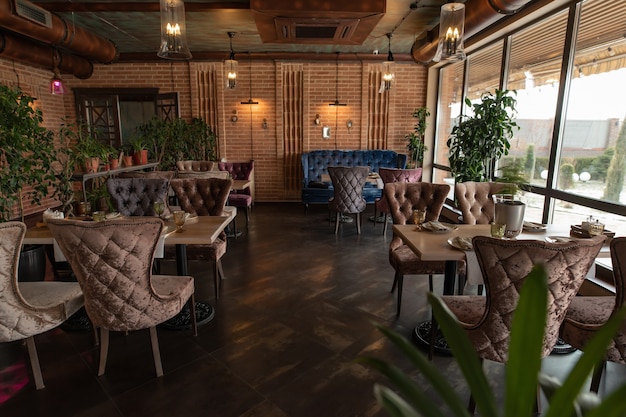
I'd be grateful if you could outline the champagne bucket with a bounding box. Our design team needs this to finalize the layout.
[494,200,526,238]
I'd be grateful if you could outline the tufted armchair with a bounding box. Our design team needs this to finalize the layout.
[218,160,254,233]
[374,167,422,235]
[0,221,84,390]
[169,178,232,298]
[107,178,171,217]
[328,166,369,235]
[176,160,217,172]
[454,181,508,225]
[385,181,455,315]
[560,236,626,392]
[437,235,604,412]
[47,217,196,378]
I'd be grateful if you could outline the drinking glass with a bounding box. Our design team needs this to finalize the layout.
[490,223,506,238]
[413,209,427,230]
[172,210,186,233]
[153,200,165,218]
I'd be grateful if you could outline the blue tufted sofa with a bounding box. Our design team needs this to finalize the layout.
[301,150,407,208]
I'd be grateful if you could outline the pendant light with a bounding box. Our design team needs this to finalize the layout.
[224,32,238,89]
[433,2,466,63]
[380,33,395,93]
[50,50,66,95]
[329,52,346,106]
[241,56,258,105]
[157,0,192,60]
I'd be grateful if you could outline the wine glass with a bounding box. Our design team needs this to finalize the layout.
[153,200,165,218]
[172,210,186,233]
[413,209,427,231]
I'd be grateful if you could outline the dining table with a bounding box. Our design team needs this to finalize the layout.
[392,222,611,354]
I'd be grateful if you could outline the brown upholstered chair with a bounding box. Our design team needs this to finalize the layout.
[176,160,217,172]
[374,167,423,235]
[327,166,370,235]
[385,181,453,315]
[218,160,254,233]
[107,177,172,217]
[47,217,196,378]
[437,235,604,412]
[454,181,508,225]
[0,222,84,390]
[560,236,626,392]
[169,178,233,298]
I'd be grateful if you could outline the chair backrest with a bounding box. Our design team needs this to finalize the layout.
[117,171,176,181]
[327,166,369,214]
[107,178,171,216]
[176,160,216,172]
[0,222,28,342]
[472,235,605,362]
[47,218,170,332]
[610,237,626,311]
[170,178,233,216]
[384,182,450,225]
[218,160,254,180]
[176,171,230,179]
[378,167,422,184]
[455,181,508,225]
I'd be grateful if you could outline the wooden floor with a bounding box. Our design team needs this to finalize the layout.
[1,202,624,416]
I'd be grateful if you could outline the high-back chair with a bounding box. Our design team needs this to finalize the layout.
[437,235,605,412]
[176,160,217,172]
[560,236,626,392]
[454,181,508,225]
[107,177,171,217]
[327,166,370,235]
[218,160,255,233]
[47,218,196,378]
[384,181,452,315]
[0,222,84,390]
[169,178,233,298]
[374,167,423,235]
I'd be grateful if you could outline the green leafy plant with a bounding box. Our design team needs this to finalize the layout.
[448,89,519,183]
[405,107,430,168]
[358,264,626,417]
[0,84,57,221]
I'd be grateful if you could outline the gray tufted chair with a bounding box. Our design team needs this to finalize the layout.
[437,235,605,412]
[454,181,508,225]
[327,166,369,235]
[374,167,423,235]
[560,236,626,392]
[385,181,457,315]
[107,178,171,217]
[176,160,216,172]
[169,178,233,298]
[0,221,84,390]
[47,217,196,378]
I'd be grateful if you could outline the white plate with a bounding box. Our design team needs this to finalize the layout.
[422,221,456,233]
[523,221,547,232]
[448,236,473,251]
[545,236,575,243]
[105,212,121,220]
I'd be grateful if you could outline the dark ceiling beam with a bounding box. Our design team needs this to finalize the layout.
[118,51,416,63]
[34,2,250,13]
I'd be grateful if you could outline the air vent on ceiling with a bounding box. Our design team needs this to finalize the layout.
[14,0,53,28]
[276,18,358,43]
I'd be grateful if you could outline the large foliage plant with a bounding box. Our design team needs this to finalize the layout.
[448,89,519,183]
[358,264,626,417]
[405,107,430,168]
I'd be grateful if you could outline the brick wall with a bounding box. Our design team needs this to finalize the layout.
[1,57,427,216]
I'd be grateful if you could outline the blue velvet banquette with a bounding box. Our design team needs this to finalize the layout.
[301,149,407,208]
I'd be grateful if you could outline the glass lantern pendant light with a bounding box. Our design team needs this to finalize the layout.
[157,0,192,60]
[380,33,394,93]
[225,32,238,89]
[50,50,66,95]
[433,2,466,63]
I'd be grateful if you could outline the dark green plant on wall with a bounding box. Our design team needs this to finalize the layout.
[448,89,519,183]
[559,163,575,190]
[405,107,430,168]
[603,116,626,202]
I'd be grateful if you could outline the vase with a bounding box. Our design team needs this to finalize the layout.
[494,198,526,239]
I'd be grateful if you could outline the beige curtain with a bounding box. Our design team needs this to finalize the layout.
[367,64,390,150]
[282,64,304,192]
[196,63,219,138]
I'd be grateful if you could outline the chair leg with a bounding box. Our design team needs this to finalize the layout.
[396,274,404,316]
[391,270,400,293]
[373,206,378,228]
[477,285,484,296]
[149,326,164,377]
[590,360,605,393]
[382,214,388,235]
[98,328,109,376]
[428,274,434,293]
[213,260,220,299]
[244,206,250,230]
[356,212,361,234]
[334,212,340,234]
[189,292,198,337]
[25,336,45,390]
[457,273,466,295]
[467,359,483,414]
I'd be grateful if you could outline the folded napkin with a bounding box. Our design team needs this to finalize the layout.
[425,221,449,232]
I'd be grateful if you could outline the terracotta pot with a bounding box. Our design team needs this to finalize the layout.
[133,149,148,165]
[84,157,100,173]
[109,158,119,169]
[123,156,134,167]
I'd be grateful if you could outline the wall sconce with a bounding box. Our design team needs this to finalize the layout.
[380,33,394,93]
[314,114,321,125]
[50,51,66,95]
[262,118,268,129]
[433,2,466,62]
[224,32,238,88]
[157,0,192,60]
[231,110,238,123]
[346,119,353,132]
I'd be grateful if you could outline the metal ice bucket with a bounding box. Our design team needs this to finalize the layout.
[494,199,526,239]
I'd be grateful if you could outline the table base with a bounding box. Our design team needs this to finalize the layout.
[551,338,577,355]
[413,321,452,356]
[368,215,391,224]
[160,302,215,331]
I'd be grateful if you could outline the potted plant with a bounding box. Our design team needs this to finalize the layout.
[130,137,149,165]
[359,264,626,417]
[447,89,519,183]
[72,125,110,173]
[405,107,429,168]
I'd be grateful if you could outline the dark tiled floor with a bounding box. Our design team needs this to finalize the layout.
[1,203,625,416]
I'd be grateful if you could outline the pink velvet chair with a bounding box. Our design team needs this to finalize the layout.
[374,167,423,235]
[454,181,508,225]
[0,222,84,390]
[218,160,254,234]
[328,166,370,235]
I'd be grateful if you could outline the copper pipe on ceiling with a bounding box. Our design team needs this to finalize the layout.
[0,0,118,65]
[411,0,534,64]
[0,31,93,78]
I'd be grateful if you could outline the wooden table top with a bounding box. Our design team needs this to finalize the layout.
[232,179,252,191]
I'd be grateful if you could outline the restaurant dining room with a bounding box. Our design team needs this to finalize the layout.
[1,0,626,416]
